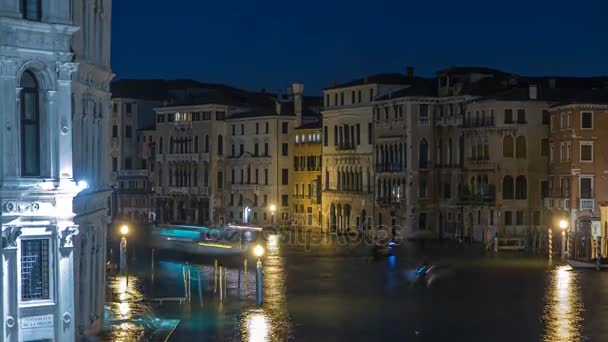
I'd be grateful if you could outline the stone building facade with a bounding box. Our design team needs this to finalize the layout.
[321,75,414,234]
[0,0,108,339]
[462,87,551,244]
[545,97,608,259]
[291,123,323,231]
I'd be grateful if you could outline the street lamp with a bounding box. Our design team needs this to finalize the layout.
[119,225,129,281]
[253,244,265,305]
[269,204,276,229]
[559,219,569,261]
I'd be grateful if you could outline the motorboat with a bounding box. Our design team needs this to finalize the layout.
[567,258,608,270]
[150,224,264,257]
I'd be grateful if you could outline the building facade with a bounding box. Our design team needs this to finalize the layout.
[291,124,323,231]
[0,0,90,339]
[322,75,414,234]
[463,87,550,245]
[152,83,314,228]
[545,98,608,259]
[71,0,114,336]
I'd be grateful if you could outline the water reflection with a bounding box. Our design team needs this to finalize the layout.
[543,265,584,342]
[240,254,291,341]
[104,275,158,341]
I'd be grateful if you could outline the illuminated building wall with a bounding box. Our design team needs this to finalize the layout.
[291,125,323,231]
[0,0,94,340]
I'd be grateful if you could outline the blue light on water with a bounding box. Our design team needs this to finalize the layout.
[157,229,201,239]
[388,255,396,267]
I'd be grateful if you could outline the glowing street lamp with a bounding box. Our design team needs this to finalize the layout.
[559,219,569,260]
[253,244,265,305]
[269,204,276,229]
[119,224,129,282]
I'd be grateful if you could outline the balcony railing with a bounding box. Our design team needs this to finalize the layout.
[543,197,571,210]
[376,197,402,207]
[336,143,356,151]
[166,152,209,163]
[118,169,149,178]
[375,163,403,173]
[580,198,595,211]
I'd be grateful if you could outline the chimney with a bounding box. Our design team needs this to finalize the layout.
[275,101,282,115]
[406,66,414,78]
[292,82,304,125]
[529,85,538,100]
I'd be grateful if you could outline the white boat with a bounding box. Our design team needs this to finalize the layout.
[567,259,608,270]
[150,224,264,257]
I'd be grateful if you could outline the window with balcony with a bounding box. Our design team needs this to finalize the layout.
[580,177,593,199]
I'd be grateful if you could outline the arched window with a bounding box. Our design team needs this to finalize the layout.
[22,0,42,21]
[502,176,514,200]
[516,136,526,159]
[159,137,163,154]
[217,135,223,155]
[515,176,527,199]
[204,135,210,153]
[503,135,514,158]
[194,136,199,153]
[419,139,429,169]
[21,70,40,176]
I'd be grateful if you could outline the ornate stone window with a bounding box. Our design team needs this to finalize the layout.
[20,70,41,177]
[21,238,50,301]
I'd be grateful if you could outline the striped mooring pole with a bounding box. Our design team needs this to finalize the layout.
[548,228,553,261]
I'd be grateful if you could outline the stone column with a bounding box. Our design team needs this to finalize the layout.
[56,224,78,341]
[2,226,21,342]
[0,57,19,178]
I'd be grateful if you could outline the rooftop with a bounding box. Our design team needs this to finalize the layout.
[324,73,416,90]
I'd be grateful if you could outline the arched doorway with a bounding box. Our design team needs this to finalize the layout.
[337,204,342,233]
[329,203,336,232]
[344,204,351,232]
[360,209,367,232]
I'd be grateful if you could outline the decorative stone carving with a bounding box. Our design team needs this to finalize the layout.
[56,62,79,81]
[6,316,15,329]
[2,226,22,249]
[3,202,15,213]
[0,57,18,76]
[61,116,70,135]
[59,226,79,248]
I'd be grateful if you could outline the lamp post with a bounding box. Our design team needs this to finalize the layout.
[270,204,276,230]
[559,219,568,261]
[120,225,129,282]
[253,244,265,305]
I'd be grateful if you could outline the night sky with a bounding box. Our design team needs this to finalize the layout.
[111,0,608,94]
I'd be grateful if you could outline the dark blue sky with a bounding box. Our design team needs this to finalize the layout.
[111,0,608,94]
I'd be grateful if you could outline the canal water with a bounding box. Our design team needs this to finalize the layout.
[104,236,608,341]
